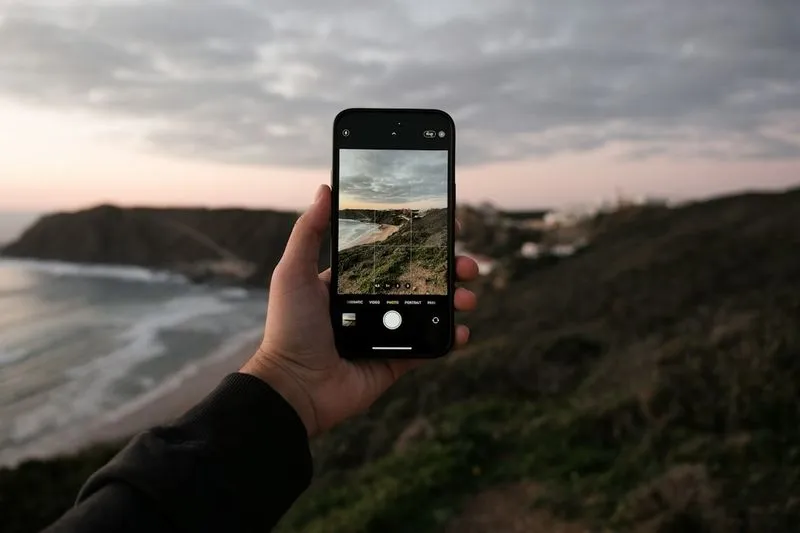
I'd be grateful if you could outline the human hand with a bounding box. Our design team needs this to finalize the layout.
[241,184,479,437]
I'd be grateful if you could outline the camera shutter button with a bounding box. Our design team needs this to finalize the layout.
[382,311,402,330]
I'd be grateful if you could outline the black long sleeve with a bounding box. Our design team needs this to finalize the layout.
[43,373,313,533]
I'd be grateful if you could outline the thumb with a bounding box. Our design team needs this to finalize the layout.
[279,185,331,275]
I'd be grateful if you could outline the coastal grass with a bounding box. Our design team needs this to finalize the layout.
[0,443,123,533]
[278,317,800,532]
[337,209,448,295]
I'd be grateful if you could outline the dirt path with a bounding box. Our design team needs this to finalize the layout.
[397,262,447,295]
[445,482,590,533]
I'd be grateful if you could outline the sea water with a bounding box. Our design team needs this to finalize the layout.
[338,219,381,251]
[0,258,266,465]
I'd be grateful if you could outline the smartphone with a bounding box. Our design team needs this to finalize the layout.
[330,108,456,359]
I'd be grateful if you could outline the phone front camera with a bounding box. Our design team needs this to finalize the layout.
[342,129,351,137]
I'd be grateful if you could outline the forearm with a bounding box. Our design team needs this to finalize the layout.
[45,373,313,533]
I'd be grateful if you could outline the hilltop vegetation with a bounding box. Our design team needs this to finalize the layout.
[289,188,800,532]
[2,188,799,532]
[338,209,448,295]
[0,205,330,286]
[340,209,411,226]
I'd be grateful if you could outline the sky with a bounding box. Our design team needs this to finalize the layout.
[0,0,799,231]
[340,150,448,210]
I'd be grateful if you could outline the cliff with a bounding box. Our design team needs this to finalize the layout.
[340,209,414,226]
[0,205,331,286]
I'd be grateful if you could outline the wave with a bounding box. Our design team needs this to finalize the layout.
[215,286,256,300]
[4,294,236,453]
[97,326,263,426]
[0,346,28,366]
[0,258,187,284]
[0,322,263,467]
[339,219,381,251]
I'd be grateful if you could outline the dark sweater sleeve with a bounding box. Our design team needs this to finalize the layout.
[43,373,313,533]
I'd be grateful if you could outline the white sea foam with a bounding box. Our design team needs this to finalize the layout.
[338,219,381,251]
[0,258,186,284]
[8,295,234,446]
[0,346,28,366]
[0,324,263,467]
[0,262,268,466]
[216,286,253,300]
[97,326,263,426]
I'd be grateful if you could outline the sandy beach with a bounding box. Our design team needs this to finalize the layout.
[2,332,263,466]
[84,338,260,445]
[351,224,399,247]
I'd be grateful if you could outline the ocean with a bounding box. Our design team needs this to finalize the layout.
[339,219,381,251]
[0,258,266,465]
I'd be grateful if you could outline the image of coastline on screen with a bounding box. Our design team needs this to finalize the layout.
[338,149,448,296]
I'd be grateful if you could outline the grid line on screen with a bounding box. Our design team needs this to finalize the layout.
[409,178,414,270]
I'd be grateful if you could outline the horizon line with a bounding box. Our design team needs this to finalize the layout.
[1,183,799,216]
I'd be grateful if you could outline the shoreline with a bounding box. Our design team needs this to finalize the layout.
[84,331,261,445]
[1,329,262,467]
[349,224,400,248]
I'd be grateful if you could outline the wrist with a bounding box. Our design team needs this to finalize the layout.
[240,350,319,437]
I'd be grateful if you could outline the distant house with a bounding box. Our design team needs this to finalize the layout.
[552,244,578,257]
[543,208,593,228]
[520,242,541,258]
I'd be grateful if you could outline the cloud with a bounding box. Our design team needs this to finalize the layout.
[340,149,448,206]
[0,0,798,166]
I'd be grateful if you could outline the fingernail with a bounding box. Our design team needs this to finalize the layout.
[313,185,326,204]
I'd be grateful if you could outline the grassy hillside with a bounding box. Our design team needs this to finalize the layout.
[2,188,799,532]
[0,444,122,532]
[338,209,447,295]
[286,188,800,532]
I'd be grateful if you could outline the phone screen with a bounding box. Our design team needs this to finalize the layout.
[331,109,455,359]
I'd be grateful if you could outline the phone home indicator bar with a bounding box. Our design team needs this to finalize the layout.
[372,347,413,351]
